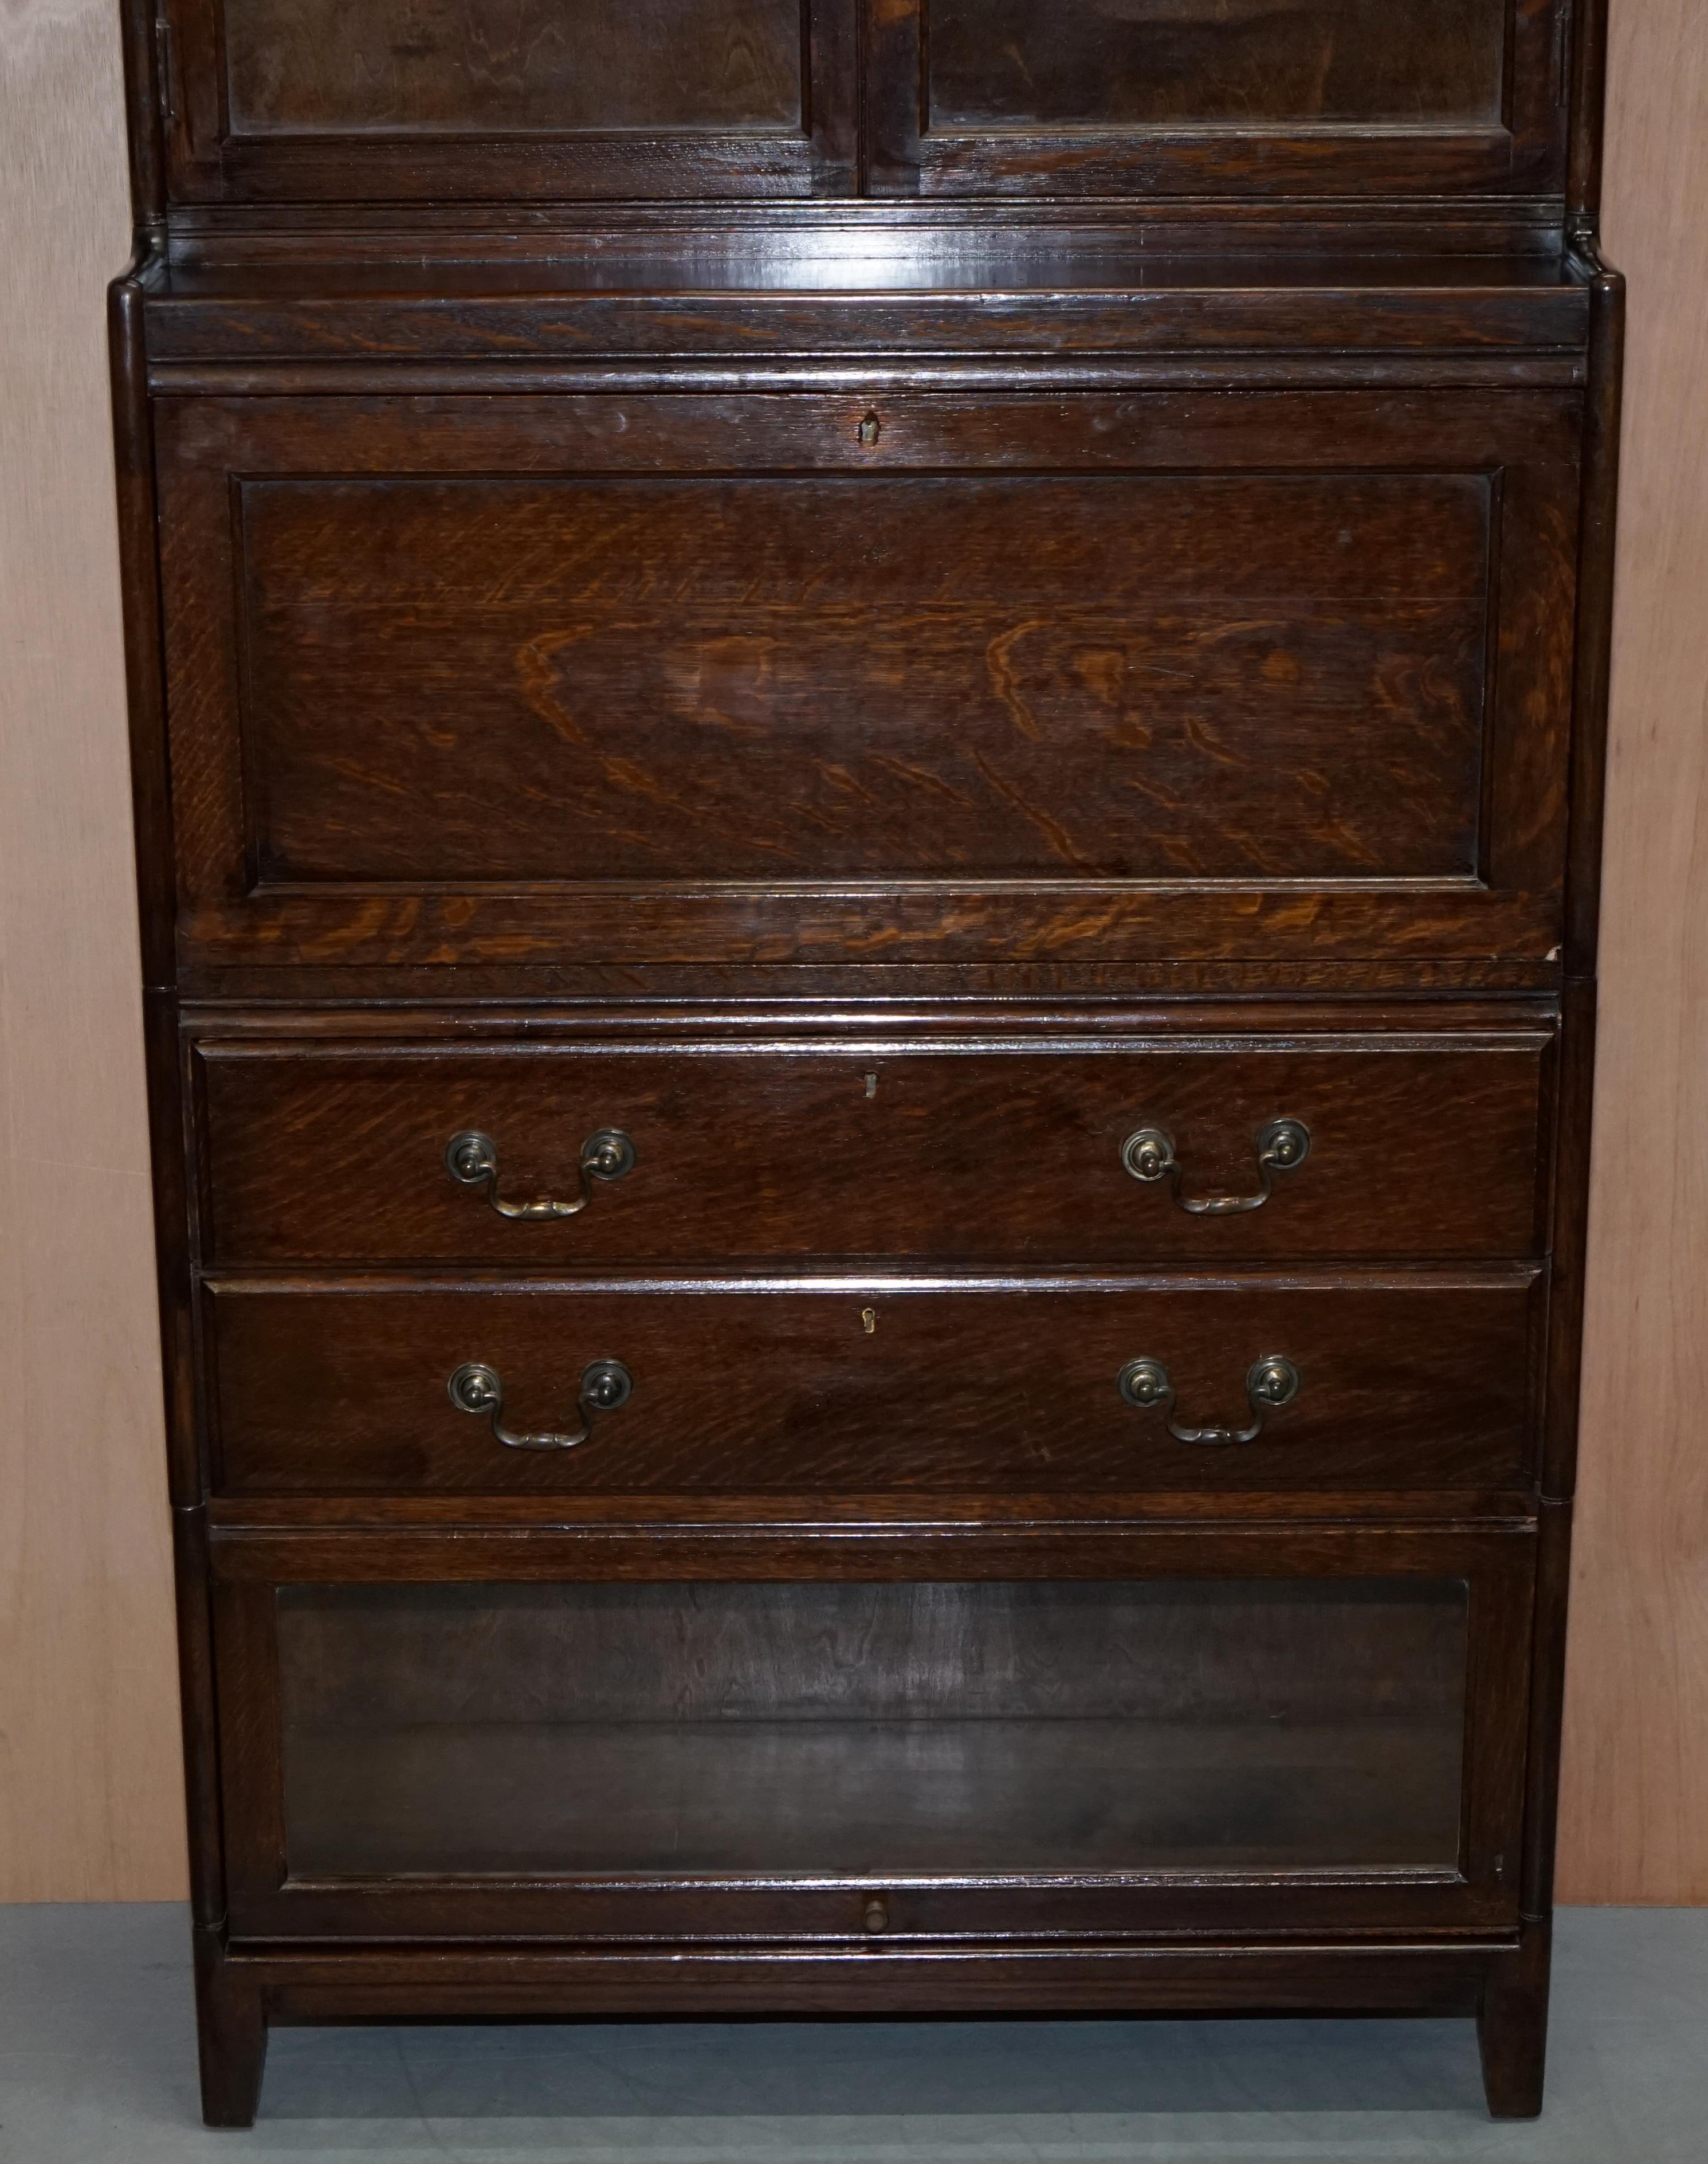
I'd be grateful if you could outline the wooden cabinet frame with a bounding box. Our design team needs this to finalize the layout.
[107,0,1624,2123]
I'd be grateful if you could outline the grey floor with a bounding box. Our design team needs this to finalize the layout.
[1,1906,1703,2162]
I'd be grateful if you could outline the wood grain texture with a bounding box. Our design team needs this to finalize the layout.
[0,0,186,1899]
[1556,0,1708,1906]
[222,0,804,134]
[0,0,1693,1986]
[865,0,1568,199]
[203,1275,1541,1496]
[929,0,1509,127]
[195,1029,1550,1268]
[151,386,1579,973]
[162,0,854,201]
[237,471,1493,886]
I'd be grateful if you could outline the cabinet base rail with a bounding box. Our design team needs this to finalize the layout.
[195,1920,1549,2127]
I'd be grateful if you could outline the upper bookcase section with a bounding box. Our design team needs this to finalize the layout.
[156,0,1574,206]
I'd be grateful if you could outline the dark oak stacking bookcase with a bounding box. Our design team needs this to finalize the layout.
[108,0,1623,2124]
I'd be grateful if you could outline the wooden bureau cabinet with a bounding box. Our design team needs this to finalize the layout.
[111,0,1621,2127]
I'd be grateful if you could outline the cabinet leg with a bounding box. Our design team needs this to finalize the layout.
[193,1926,268,2128]
[1477,1917,1551,2119]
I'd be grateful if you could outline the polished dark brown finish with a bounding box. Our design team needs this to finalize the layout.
[161,0,857,200]
[111,0,1620,2126]
[205,1275,1540,1496]
[196,1029,1550,1267]
[150,0,1573,203]
[223,0,805,135]
[865,0,1570,199]
[154,386,1580,973]
[236,471,1493,886]
[1479,1916,1554,2118]
[930,0,1509,127]
[141,250,1593,366]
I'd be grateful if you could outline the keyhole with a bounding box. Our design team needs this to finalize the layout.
[864,1073,878,1099]
[858,411,882,448]
[862,1308,877,1335]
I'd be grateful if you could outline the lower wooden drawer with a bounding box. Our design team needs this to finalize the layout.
[206,1275,1538,1495]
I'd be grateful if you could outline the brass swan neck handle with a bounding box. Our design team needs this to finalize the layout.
[1117,1355,1301,1446]
[445,1128,635,1221]
[1121,1117,1310,1216]
[447,1359,633,1452]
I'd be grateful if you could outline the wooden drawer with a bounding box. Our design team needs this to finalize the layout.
[205,1276,1538,1496]
[156,388,1579,975]
[197,1028,1549,1267]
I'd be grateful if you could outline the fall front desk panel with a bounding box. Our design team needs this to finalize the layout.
[155,388,1579,973]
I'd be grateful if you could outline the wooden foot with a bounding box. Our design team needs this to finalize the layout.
[1477,1917,1551,2119]
[193,1926,268,2128]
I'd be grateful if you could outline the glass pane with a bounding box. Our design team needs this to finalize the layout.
[224,0,804,135]
[929,0,1507,129]
[278,1579,1468,1877]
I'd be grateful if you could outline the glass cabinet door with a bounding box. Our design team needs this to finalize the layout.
[930,0,1510,130]
[161,0,1564,203]
[866,0,1570,199]
[223,0,806,136]
[162,0,857,200]
[211,1536,1533,1941]
[276,1577,1470,1878]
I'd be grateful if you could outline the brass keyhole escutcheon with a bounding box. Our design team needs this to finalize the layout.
[858,411,882,447]
[863,1900,890,1935]
[861,1307,877,1335]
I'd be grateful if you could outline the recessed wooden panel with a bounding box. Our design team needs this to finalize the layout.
[198,1034,1549,1267]
[160,0,851,201]
[154,389,1579,972]
[239,472,1490,887]
[276,1578,1470,1875]
[864,0,1565,199]
[206,1278,1538,1495]
[929,0,1508,128]
[223,0,804,134]
[154,385,1576,969]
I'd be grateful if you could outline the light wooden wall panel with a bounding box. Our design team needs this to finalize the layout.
[0,0,187,1898]
[1556,0,1708,1904]
[0,0,1702,1903]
